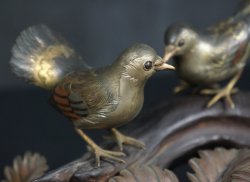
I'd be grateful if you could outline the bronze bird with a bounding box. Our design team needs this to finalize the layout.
[163,1,250,108]
[10,25,174,166]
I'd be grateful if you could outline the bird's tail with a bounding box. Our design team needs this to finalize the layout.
[235,0,250,20]
[10,25,89,90]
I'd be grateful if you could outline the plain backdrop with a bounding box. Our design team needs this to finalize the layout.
[0,0,249,181]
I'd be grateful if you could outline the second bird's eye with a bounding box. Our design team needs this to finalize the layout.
[143,61,153,71]
[178,39,185,47]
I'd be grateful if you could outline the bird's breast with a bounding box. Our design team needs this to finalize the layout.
[174,53,210,84]
[108,85,144,128]
[174,42,242,85]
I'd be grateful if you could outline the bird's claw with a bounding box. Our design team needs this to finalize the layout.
[111,128,145,151]
[200,87,238,95]
[173,81,189,94]
[201,70,242,108]
[87,144,126,167]
[202,86,238,108]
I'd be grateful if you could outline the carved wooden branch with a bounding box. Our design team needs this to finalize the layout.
[34,92,250,182]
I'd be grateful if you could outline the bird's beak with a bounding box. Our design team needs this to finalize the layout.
[163,45,177,62]
[154,56,175,71]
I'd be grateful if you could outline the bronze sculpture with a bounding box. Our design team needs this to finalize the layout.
[4,1,250,182]
[163,0,250,108]
[10,24,174,167]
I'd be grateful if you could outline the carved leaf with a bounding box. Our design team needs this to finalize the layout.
[221,149,250,182]
[187,148,238,182]
[109,165,179,182]
[2,152,49,182]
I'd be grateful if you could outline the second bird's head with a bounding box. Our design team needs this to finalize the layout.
[113,43,175,85]
[163,23,198,61]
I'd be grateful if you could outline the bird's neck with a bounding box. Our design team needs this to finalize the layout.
[98,64,146,96]
[111,60,148,87]
[100,63,145,111]
[234,0,250,20]
[178,34,213,59]
[196,38,214,55]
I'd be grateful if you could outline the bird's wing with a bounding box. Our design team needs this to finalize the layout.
[207,18,237,36]
[51,70,119,122]
[207,15,249,40]
[207,20,249,69]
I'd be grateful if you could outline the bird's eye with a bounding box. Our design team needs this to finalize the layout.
[178,39,185,47]
[143,61,153,71]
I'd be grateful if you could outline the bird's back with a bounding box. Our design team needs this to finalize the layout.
[208,0,250,34]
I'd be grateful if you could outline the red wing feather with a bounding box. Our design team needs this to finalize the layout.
[52,86,88,121]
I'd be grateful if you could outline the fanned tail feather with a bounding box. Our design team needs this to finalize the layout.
[235,0,250,20]
[10,24,89,90]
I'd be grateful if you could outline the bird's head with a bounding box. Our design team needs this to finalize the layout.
[113,43,174,85]
[163,23,198,61]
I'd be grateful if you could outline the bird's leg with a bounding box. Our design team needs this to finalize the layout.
[174,81,189,94]
[75,128,126,167]
[202,83,221,93]
[201,70,242,108]
[200,84,238,95]
[110,128,145,151]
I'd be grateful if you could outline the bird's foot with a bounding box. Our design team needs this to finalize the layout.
[201,70,243,108]
[108,128,145,151]
[87,143,126,167]
[75,128,125,167]
[174,81,189,94]
[200,86,238,108]
[200,87,238,95]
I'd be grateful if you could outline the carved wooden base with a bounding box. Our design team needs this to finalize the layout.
[34,92,250,182]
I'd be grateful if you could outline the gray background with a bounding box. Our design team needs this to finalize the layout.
[0,0,247,181]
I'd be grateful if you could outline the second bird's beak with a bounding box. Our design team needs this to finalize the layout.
[154,57,175,71]
[163,45,177,62]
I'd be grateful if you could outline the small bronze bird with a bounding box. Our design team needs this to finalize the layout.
[163,1,250,108]
[10,25,174,166]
